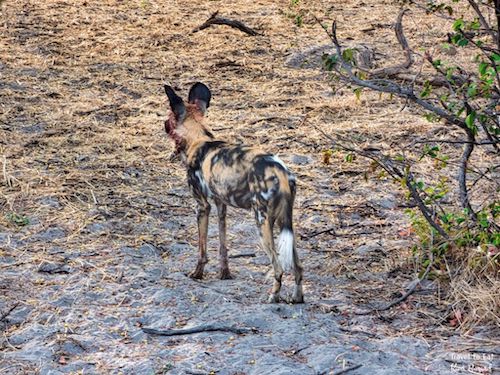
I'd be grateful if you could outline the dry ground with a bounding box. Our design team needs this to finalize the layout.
[0,0,498,374]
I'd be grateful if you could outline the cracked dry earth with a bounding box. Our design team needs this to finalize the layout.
[1,0,499,374]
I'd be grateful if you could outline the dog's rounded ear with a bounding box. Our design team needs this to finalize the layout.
[188,82,211,114]
[164,85,186,121]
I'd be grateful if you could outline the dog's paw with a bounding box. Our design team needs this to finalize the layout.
[189,269,204,279]
[267,294,280,303]
[219,268,233,280]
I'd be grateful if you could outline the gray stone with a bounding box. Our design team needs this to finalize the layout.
[6,305,34,325]
[19,123,45,134]
[138,243,160,257]
[36,227,66,242]
[3,343,53,362]
[38,196,61,209]
[60,361,97,374]
[39,366,65,375]
[374,197,397,210]
[355,243,384,255]
[168,242,192,255]
[291,154,313,165]
[138,311,175,329]
[121,360,155,375]
[50,295,76,308]
[8,324,54,346]
[85,222,108,234]
[381,336,430,358]
[38,261,72,274]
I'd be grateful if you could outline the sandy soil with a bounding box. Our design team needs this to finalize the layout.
[1,0,498,374]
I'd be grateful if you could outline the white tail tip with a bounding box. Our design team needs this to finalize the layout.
[278,229,295,272]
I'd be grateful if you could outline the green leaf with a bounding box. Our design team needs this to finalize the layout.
[420,80,432,98]
[478,62,489,76]
[342,48,355,64]
[491,53,500,62]
[469,18,480,31]
[7,213,30,226]
[466,83,477,98]
[322,53,338,71]
[452,18,464,31]
[353,87,362,101]
[465,112,476,129]
[344,153,354,162]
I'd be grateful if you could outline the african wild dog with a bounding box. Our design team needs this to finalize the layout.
[164,82,303,303]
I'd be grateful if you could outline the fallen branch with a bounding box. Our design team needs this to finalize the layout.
[228,252,256,258]
[355,254,434,315]
[369,9,414,78]
[142,323,258,336]
[301,227,336,239]
[192,11,261,36]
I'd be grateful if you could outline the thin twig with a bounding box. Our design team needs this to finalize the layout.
[355,254,434,315]
[142,324,258,336]
[228,252,256,258]
[411,139,500,146]
[328,364,363,375]
[0,302,19,323]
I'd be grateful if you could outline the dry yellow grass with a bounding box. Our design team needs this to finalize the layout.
[0,1,498,365]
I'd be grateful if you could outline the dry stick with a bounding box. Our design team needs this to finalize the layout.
[0,302,19,322]
[369,9,413,77]
[467,0,497,44]
[323,364,363,375]
[228,252,256,258]
[356,255,434,315]
[458,129,477,220]
[192,11,261,36]
[142,324,258,336]
[411,139,500,146]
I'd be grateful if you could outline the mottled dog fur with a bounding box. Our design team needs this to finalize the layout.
[164,82,303,303]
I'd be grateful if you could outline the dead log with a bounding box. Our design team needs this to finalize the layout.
[192,11,261,36]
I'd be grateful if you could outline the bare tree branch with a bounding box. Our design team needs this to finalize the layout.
[458,129,477,220]
[467,0,497,44]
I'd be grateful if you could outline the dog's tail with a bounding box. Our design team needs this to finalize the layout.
[275,173,299,273]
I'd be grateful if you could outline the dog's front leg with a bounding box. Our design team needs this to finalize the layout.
[215,198,232,279]
[190,197,210,279]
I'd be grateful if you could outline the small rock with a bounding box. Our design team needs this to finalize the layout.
[9,324,55,346]
[168,242,192,255]
[121,360,155,374]
[38,196,61,209]
[38,261,72,274]
[36,227,66,242]
[355,243,384,256]
[85,222,107,234]
[138,243,160,257]
[291,154,313,165]
[5,305,34,325]
[373,197,397,210]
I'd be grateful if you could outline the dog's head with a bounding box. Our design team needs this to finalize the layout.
[164,82,212,155]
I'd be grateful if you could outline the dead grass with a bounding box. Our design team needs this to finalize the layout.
[449,253,500,331]
[0,0,498,355]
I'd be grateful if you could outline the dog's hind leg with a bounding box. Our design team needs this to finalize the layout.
[215,198,232,279]
[255,207,283,303]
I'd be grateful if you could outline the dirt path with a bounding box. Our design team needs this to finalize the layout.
[1,1,498,374]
